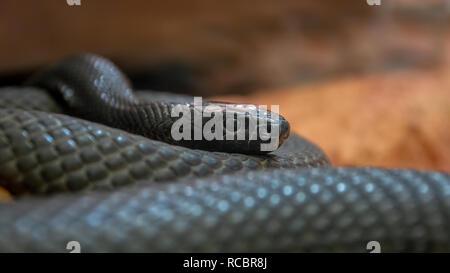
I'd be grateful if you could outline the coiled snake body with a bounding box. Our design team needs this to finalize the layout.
[0,54,448,252]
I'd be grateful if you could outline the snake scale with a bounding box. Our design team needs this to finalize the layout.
[0,54,449,252]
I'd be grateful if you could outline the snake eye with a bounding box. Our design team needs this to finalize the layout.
[224,116,242,133]
[234,119,243,132]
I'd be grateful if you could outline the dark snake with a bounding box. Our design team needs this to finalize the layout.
[0,54,448,252]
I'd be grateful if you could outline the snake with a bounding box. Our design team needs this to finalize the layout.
[0,54,448,252]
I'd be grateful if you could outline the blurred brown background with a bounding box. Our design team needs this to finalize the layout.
[0,0,449,172]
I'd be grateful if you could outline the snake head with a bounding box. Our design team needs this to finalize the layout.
[171,101,290,155]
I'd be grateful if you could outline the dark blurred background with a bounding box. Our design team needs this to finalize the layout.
[0,0,449,171]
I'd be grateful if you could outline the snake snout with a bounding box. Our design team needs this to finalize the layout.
[278,116,290,146]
